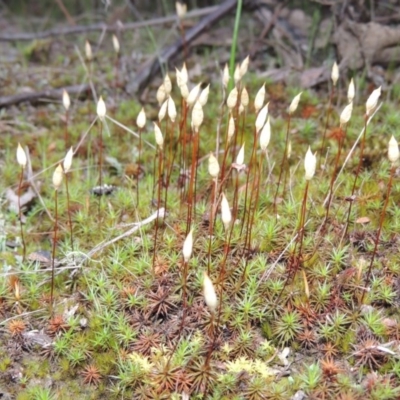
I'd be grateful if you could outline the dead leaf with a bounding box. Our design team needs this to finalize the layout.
[334,19,400,70]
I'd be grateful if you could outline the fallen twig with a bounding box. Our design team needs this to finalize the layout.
[128,0,237,93]
[0,84,90,109]
[86,208,165,258]
[258,218,312,285]
[0,7,218,41]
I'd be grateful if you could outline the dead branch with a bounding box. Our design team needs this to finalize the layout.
[87,208,166,258]
[127,0,237,94]
[0,7,218,42]
[0,84,90,109]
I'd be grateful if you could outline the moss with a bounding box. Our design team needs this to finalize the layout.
[2,29,400,399]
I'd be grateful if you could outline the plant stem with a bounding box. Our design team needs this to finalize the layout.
[179,101,188,211]
[64,173,74,260]
[137,127,143,207]
[163,119,172,219]
[207,178,219,275]
[276,180,309,302]
[359,165,395,305]
[241,128,257,237]
[343,116,368,237]
[323,126,347,228]
[64,110,69,148]
[273,115,291,214]
[297,180,310,258]
[186,130,199,234]
[114,53,119,101]
[232,169,240,223]
[87,60,92,121]
[219,123,231,185]
[98,121,103,217]
[18,167,26,261]
[152,148,163,272]
[318,86,335,172]
[167,257,190,366]
[244,149,264,255]
[51,189,58,310]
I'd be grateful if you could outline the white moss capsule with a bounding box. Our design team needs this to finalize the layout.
[17,143,27,168]
[191,101,203,132]
[255,102,269,133]
[156,84,166,105]
[226,87,238,109]
[180,63,188,85]
[236,143,245,167]
[176,65,188,87]
[176,68,183,87]
[203,272,218,313]
[53,164,64,190]
[63,147,74,174]
[239,55,249,79]
[136,107,146,129]
[234,64,241,85]
[220,193,232,231]
[85,40,92,61]
[331,61,339,86]
[112,34,120,54]
[304,147,316,181]
[180,83,189,99]
[208,153,220,178]
[158,99,168,122]
[340,102,353,126]
[287,140,292,159]
[260,117,271,151]
[254,84,265,114]
[198,84,210,107]
[96,96,106,121]
[347,78,355,103]
[62,89,70,111]
[176,1,187,18]
[366,86,381,117]
[241,87,249,108]
[154,122,164,149]
[187,83,201,106]
[388,136,399,165]
[289,92,302,115]
[182,228,194,262]
[167,96,177,123]
[163,74,172,95]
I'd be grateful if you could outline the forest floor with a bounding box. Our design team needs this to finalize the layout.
[1,2,400,400]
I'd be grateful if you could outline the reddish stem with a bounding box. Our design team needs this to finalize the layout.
[152,149,163,272]
[18,167,26,261]
[50,189,58,310]
[343,116,368,237]
[137,127,143,207]
[318,86,335,171]
[65,173,74,260]
[359,165,395,305]
[273,115,291,214]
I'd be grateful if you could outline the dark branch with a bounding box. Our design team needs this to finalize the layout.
[0,7,218,41]
[0,84,90,108]
[128,0,238,94]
